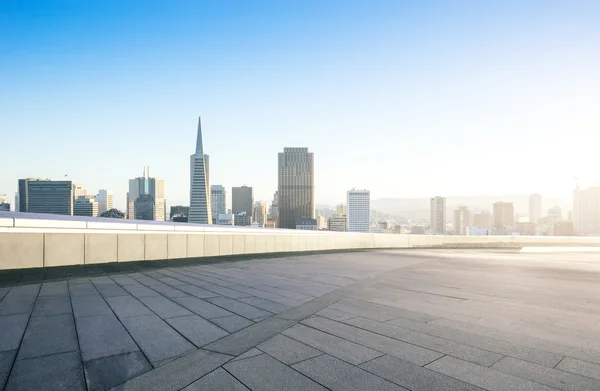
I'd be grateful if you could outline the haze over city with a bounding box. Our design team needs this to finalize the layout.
[2,1,599,208]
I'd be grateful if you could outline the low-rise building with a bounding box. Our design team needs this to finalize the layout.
[215,213,234,225]
[296,218,318,230]
[328,216,347,232]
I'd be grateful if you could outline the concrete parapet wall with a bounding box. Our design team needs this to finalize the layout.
[2,223,600,270]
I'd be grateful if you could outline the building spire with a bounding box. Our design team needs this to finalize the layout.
[195,117,204,154]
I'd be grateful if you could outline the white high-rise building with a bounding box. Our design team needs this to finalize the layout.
[529,193,542,224]
[253,201,268,227]
[127,168,165,221]
[453,206,472,235]
[189,117,212,224]
[95,189,113,215]
[573,186,600,235]
[72,184,86,204]
[430,196,446,234]
[347,189,370,233]
[210,185,226,222]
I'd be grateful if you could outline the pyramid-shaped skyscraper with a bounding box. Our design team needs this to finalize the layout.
[188,117,212,224]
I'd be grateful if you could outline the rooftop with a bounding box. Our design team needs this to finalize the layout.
[1,249,599,390]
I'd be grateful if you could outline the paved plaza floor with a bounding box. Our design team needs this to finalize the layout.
[1,249,600,390]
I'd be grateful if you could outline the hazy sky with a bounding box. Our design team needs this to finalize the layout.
[2,0,599,209]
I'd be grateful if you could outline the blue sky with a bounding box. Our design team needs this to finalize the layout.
[1,0,599,209]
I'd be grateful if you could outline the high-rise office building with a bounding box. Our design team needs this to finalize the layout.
[0,195,9,211]
[18,178,40,212]
[134,194,155,221]
[335,204,347,217]
[347,189,370,233]
[72,184,86,204]
[529,193,542,224]
[253,201,268,227]
[453,206,473,235]
[232,186,254,218]
[24,179,73,215]
[127,167,165,221]
[95,190,113,215]
[189,117,212,224]
[210,185,226,222]
[493,202,515,230]
[573,186,600,235]
[472,211,492,228]
[278,147,315,229]
[74,195,98,217]
[269,191,278,221]
[430,196,446,234]
[547,206,562,222]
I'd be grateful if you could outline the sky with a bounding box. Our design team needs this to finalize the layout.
[1,0,599,209]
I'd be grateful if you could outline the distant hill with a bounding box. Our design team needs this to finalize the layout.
[371,195,571,223]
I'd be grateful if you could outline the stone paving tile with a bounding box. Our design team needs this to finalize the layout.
[302,316,443,366]
[0,287,10,301]
[75,315,139,361]
[156,276,187,286]
[316,307,358,321]
[173,296,234,319]
[0,350,16,389]
[210,314,254,333]
[224,353,327,391]
[283,324,384,365]
[17,314,78,360]
[112,349,232,391]
[6,284,40,297]
[206,317,296,356]
[93,282,129,298]
[231,285,306,307]
[205,296,273,320]
[258,334,322,365]
[38,281,69,297]
[293,354,407,391]
[557,357,600,381]
[426,355,558,391]
[121,284,160,298]
[106,295,153,319]
[383,315,564,368]
[238,296,291,313]
[343,316,503,366]
[165,315,229,347]
[231,348,263,362]
[178,283,221,299]
[69,282,99,296]
[361,354,485,391]
[329,300,402,322]
[111,275,139,286]
[83,351,152,391]
[148,284,189,299]
[182,367,249,390]
[138,296,193,319]
[428,317,599,365]
[0,294,36,316]
[0,314,29,352]
[31,296,72,317]
[492,356,600,391]
[121,314,195,366]
[6,351,85,391]
[72,294,113,318]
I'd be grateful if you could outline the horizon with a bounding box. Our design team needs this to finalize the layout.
[2,1,599,209]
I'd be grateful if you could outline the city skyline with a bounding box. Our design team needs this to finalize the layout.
[2,2,599,206]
